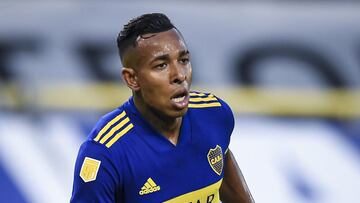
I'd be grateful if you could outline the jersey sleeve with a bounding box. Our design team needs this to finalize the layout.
[217,97,235,152]
[70,141,122,203]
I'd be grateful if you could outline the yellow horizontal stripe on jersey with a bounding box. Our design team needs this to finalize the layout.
[106,123,134,148]
[99,117,130,144]
[189,92,207,97]
[189,96,217,102]
[188,102,221,108]
[94,111,126,142]
[163,179,222,203]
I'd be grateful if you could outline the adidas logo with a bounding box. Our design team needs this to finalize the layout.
[139,178,161,195]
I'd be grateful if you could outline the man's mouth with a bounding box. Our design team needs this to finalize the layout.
[171,94,186,103]
[170,90,189,109]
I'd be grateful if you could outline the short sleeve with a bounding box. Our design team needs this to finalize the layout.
[70,141,121,203]
[217,97,235,152]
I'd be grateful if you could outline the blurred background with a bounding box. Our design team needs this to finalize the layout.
[0,1,360,203]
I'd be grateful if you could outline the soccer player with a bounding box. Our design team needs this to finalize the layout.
[71,13,254,203]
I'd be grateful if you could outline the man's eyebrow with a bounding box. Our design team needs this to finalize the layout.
[150,50,189,64]
[150,54,170,63]
[179,50,190,57]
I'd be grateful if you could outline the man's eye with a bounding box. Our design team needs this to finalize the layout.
[179,58,189,64]
[155,63,167,69]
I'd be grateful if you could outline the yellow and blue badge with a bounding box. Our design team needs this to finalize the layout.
[207,145,223,176]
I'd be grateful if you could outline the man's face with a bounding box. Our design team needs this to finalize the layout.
[130,28,192,119]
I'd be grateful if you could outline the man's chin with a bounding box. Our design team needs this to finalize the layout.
[166,107,188,119]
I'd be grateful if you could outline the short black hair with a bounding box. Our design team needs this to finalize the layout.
[117,13,176,63]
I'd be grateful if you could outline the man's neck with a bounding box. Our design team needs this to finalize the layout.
[133,96,182,146]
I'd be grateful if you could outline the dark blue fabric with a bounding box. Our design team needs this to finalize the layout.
[71,92,234,203]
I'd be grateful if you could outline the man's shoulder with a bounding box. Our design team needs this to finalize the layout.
[74,106,135,176]
[87,105,136,150]
[188,90,234,130]
[188,91,232,114]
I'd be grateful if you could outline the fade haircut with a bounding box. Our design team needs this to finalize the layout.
[117,13,176,63]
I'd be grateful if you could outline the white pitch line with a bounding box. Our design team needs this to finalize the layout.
[39,115,84,199]
[0,115,69,203]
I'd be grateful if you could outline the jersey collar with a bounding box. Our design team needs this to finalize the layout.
[123,97,192,151]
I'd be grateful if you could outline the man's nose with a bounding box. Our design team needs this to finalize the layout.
[171,64,186,84]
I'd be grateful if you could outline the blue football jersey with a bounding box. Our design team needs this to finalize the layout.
[71,92,234,203]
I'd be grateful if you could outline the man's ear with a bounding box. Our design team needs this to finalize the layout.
[122,67,140,91]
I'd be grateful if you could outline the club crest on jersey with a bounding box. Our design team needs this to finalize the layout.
[207,145,223,176]
[80,157,101,183]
